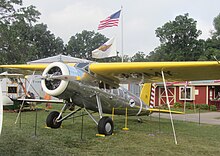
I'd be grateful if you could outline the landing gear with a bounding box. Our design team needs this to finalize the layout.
[84,94,114,136]
[46,111,62,128]
[98,117,114,136]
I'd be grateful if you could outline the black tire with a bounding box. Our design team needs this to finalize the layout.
[46,111,62,129]
[98,116,114,136]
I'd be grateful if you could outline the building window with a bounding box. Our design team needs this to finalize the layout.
[179,87,193,100]
[214,86,220,99]
[8,86,17,93]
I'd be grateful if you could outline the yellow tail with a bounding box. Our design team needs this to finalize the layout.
[140,83,152,106]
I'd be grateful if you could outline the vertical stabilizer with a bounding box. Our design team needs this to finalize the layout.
[140,83,152,106]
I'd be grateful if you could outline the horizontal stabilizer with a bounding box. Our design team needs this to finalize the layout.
[149,108,184,114]
[17,99,64,104]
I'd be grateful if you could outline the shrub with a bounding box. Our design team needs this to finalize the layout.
[199,104,209,110]
[174,102,182,108]
[210,105,217,111]
[159,104,168,109]
[185,102,193,109]
[197,104,201,109]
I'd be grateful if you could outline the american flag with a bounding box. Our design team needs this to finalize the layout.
[98,10,121,30]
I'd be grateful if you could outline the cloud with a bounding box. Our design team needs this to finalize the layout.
[23,0,220,56]
[40,2,103,43]
[197,20,214,39]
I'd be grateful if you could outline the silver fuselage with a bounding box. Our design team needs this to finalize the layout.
[41,62,150,116]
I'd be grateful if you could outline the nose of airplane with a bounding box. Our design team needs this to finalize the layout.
[41,62,70,96]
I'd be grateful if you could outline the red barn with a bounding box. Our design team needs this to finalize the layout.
[152,81,220,109]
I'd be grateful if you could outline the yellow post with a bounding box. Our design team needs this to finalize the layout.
[112,107,115,121]
[122,107,129,131]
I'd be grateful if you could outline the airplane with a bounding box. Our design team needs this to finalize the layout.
[0,61,220,136]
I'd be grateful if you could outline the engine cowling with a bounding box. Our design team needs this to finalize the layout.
[41,62,70,97]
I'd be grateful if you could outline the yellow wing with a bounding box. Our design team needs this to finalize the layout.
[0,63,76,74]
[1,61,220,84]
[89,61,220,83]
[0,64,48,70]
[0,64,48,74]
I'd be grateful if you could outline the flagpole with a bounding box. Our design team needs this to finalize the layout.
[121,6,124,62]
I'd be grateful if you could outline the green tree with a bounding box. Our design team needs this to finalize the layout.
[199,38,220,61]
[0,0,41,63]
[29,23,64,59]
[0,20,38,63]
[147,45,171,61]
[198,13,220,61]
[213,13,220,38]
[131,51,147,62]
[153,13,202,61]
[0,0,40,25]
[66,30,108,60]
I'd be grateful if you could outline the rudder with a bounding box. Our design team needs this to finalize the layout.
[140,83,152,106]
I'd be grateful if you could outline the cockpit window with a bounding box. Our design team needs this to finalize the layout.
[76,63,89,69]
[84,66,89,72]
[99,81,104,89]
[105,83,110,89]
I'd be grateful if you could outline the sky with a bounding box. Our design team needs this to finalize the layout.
[23,0,220,56]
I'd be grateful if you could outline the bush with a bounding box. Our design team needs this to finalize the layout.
[210,105,217,111]
[159,104,168,109]
[185,102,193,109]
[199,104,209,110]
[197,104,201,109]
[174,102,182,108]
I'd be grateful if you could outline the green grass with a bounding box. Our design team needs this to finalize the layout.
[1,107,220,156]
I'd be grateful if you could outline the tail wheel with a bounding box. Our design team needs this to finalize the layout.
[98,117,114,136]
[46,111,62,128]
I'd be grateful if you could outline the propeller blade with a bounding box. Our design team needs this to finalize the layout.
[43,75,80,81]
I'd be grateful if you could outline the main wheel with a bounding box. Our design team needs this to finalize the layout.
[98,116,114,136]
[46,111,62,128]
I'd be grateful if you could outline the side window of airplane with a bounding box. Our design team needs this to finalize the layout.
[105,83,111,93]
[113,88,118,95]
[105,83,110,89]
[124,91,128,100]
[99,81,104,89]
[84,66,89,72]
[119,89,124,98]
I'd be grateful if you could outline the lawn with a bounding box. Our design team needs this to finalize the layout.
[1,106,220,156]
